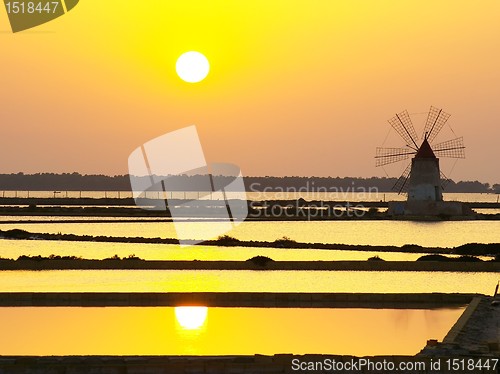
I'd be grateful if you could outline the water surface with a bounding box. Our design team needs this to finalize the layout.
[0,220,498,247]
[0,239,435,261]
[0,306,463,356]
[1,191,497,202]
[0,270,496,294]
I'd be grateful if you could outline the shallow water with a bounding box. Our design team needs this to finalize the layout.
[1,191,497,202]
[0,219,498,247]
[0,239,441,261]
[0,270,496,294]
[0,306,464,356]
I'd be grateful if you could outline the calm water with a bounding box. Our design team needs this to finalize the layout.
[1,191,498,202]
[0,239,432,261]
[0,219,498,247]
[0,306,463,356]
[0,193,492,356]
[0,270,497,294]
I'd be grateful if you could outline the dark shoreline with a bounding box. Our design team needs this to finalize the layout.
[0,355,487,374]
[0,197,499,220]
[0,292,475,307]
[1,259,499,272]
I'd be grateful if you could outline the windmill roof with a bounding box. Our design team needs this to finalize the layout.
[415,138,436,159]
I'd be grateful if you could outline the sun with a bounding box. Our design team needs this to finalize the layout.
[175,51,210,83]
[174,306,208,330]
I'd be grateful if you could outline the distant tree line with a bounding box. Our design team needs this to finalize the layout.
[0,173,498,193]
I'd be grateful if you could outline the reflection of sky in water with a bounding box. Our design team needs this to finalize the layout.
[0,307,464,356]
[0,239,438,261]
[0,220,498,247]
[0,191,497,202]
[0,270,497,294]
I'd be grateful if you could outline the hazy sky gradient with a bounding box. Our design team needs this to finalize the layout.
[1,1,499,183]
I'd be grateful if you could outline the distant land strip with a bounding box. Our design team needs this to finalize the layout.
[0,292,476,308]
[0,258,499,272]
[0,201,499,221]
[0,354,487,373]
[0,173,498,193]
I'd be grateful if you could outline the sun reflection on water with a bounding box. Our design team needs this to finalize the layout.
[0,306,464,355]
[175,306,208,330]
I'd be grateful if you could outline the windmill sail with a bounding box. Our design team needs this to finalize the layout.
[375,147,416,167]
[392,163,412,194]
[388,110,419,150]
[432,137,465,159]
[423,106,451,143]
[440,171,453,190]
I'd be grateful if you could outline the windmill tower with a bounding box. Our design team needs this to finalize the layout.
[375,106,469,217]
[406,135,442,202]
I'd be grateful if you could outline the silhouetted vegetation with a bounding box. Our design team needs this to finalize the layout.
[17,255,83,261]
[1,229,31,239]
[246,255,274,267]
[125,254,141,261]
[368,256,385,261]
[104,254,143,261]
[417,254,454,262]
[0,254,498,271]
[453,243,500,256]
[105,254,121,260]
[14,254,144,262]
[273,236,297,247]
[454,255,483,262]
[216,235,241,246]
[400,244,424,252]
[417,254,483,262]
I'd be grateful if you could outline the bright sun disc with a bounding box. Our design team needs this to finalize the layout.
[175,306,208,330]
[176,52,210,83]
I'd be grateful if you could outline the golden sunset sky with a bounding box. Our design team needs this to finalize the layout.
[1,1,499,183]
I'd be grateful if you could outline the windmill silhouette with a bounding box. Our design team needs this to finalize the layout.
[375,106,465,201]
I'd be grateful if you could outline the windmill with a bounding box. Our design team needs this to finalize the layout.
[375,106,465,202]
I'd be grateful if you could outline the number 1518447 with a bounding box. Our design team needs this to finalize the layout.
[5,1,59,14]
[446,358,498,372]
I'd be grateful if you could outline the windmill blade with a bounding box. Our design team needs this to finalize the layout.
[440,171,453,191]
[375,147,416,167]
[432,137,465,159]
[423,106,451,143]
[388,110,419,150]
[392,163,412,194]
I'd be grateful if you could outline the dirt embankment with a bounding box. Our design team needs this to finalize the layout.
[1,257,499,272]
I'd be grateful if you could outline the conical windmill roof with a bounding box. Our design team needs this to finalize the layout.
[415,138,436,159]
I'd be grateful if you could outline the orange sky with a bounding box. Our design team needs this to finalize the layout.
[1,1,499,183]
